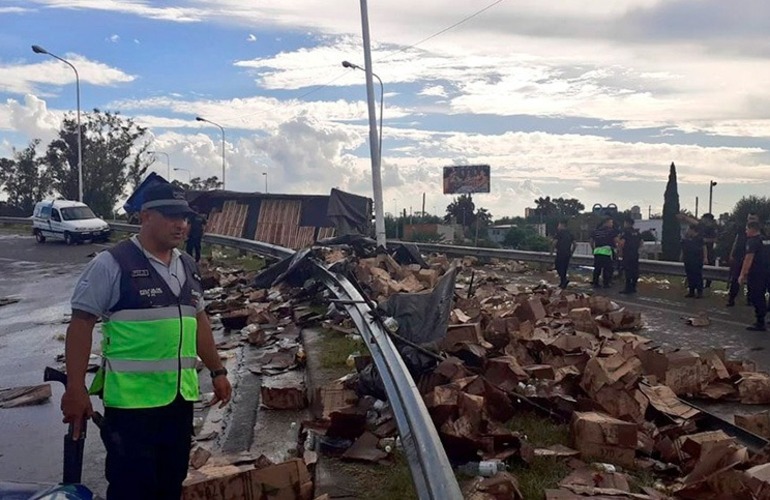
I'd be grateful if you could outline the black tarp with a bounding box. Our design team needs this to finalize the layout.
[356,266,458,399]
[326,188,371,236]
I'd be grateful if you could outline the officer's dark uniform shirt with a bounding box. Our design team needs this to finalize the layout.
[554,229,575,258]
[681,235,704,262]
[746,234,767,277]
[592,226,618,247]
[620,229,641,259]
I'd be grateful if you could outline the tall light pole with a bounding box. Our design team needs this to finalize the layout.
[173,167,191,182]
[357,0,386,248]
[342,60,383,160]
[709,180,717,214]
[262,172,268,193]
[32,44,82,202]
[196,116,226,190]
[148,150,170,179]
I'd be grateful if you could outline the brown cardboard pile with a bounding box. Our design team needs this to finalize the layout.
[198,249,770,499]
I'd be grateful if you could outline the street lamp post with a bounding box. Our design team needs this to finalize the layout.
[195,116,226,190]
[709,180,717,214]
[148,151,170,179]
[342,60,383,160]
[355,0,386,248]
[262,172,268,193]
[32,44,83,203]
[173,168,191,182]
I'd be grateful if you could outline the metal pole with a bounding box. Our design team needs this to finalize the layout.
[195,117,226,190]
[359,0,386,248]
[709,180,716,214]
[32,46,82,202]
[695,196,699,219]
[263,172,268,193]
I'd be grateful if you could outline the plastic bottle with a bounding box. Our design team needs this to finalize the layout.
[458,460,508,477]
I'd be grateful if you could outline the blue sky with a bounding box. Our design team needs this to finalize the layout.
[2,0,770,219]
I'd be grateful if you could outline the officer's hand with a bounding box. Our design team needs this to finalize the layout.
[739,274,747,285]
[61,386,94,440]
[209,375,232,408]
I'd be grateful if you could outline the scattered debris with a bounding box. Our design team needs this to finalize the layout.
[683,312,710,327]
[0,297,20,307]
[0,384,52,408]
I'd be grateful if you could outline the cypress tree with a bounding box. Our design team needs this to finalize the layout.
[662,162,681,261]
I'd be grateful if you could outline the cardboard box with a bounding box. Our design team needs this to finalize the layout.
[571,411,638,467]
[182,459,313,500]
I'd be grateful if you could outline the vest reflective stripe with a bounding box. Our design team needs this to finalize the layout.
[105,356,198,373]
[96,315,198,408]
[593,245,613,256]
[109,305,197,322]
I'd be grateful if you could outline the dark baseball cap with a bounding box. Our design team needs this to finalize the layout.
[140,183,197,217]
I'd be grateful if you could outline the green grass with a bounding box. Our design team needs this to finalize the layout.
[0,223,32,235]
[507,412,572,499]
[319,329,364,370]
[334,453,417,500]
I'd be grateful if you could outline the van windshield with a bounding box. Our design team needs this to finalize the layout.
[61,207,96,221]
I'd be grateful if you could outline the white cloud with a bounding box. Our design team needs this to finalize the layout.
[0,94,63,144]
[246,34,257,42]
[107,34,120,43]
[419,85,447,98]
[27,0,205,22]
[0,55,135,95]
[0,7,33,14]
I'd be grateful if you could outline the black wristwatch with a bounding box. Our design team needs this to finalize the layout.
[210,367,228,380]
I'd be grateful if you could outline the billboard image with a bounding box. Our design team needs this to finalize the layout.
[443,165,490,194]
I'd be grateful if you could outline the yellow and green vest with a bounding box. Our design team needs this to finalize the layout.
[89,241,202,409]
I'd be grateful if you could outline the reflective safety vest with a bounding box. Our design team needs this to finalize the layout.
[593,245,614,257]
[89,240,203,409]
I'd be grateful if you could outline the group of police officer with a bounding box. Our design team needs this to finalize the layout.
[552,212,770,332]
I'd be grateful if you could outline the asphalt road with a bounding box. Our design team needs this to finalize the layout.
[0,234,110,495]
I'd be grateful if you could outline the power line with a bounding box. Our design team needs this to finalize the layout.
[236,0,506,122]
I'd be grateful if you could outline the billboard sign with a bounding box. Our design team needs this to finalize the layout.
[443,164,490,194]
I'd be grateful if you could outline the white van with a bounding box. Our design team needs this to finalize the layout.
[32,200,111,245]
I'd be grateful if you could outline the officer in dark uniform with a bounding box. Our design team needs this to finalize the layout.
[619,217,642,294]
[727,213,758,307]
[681,224,706,298]
[552,219,576,289]
[739,221,768,331]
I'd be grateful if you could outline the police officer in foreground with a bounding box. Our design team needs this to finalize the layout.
[619,217,642,294]
[740,221,769,331]
[61,183,232,499]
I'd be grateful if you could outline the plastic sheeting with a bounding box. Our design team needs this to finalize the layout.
[326,188,372,236]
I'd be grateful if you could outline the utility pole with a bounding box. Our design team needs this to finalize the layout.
[709,180,717,214]
[695,196,699,219]
[359,0,386,247]
[422,192,426,218]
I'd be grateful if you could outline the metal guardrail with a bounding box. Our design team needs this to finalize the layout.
[394,241,731,281]
[0,216,731,281]
[104,220,461,499]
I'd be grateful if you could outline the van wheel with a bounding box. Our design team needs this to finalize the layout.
[64,232,73,245]
[35,231,46,244]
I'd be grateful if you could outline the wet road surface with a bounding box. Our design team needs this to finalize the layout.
[0,234,110,495]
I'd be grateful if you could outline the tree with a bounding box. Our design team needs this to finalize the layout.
[533,196,557,218]
[661,162,681,261]
[0,140,52,214]
[127,142,154,192]
[46,109,149,217]
[188,176,223,191]
[552,197,585,217]
[475,207,493,227]
[444,194,476,226]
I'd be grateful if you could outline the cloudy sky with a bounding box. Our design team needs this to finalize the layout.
[1,0,769,219]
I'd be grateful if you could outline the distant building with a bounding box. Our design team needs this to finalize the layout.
[524,207,536,218]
